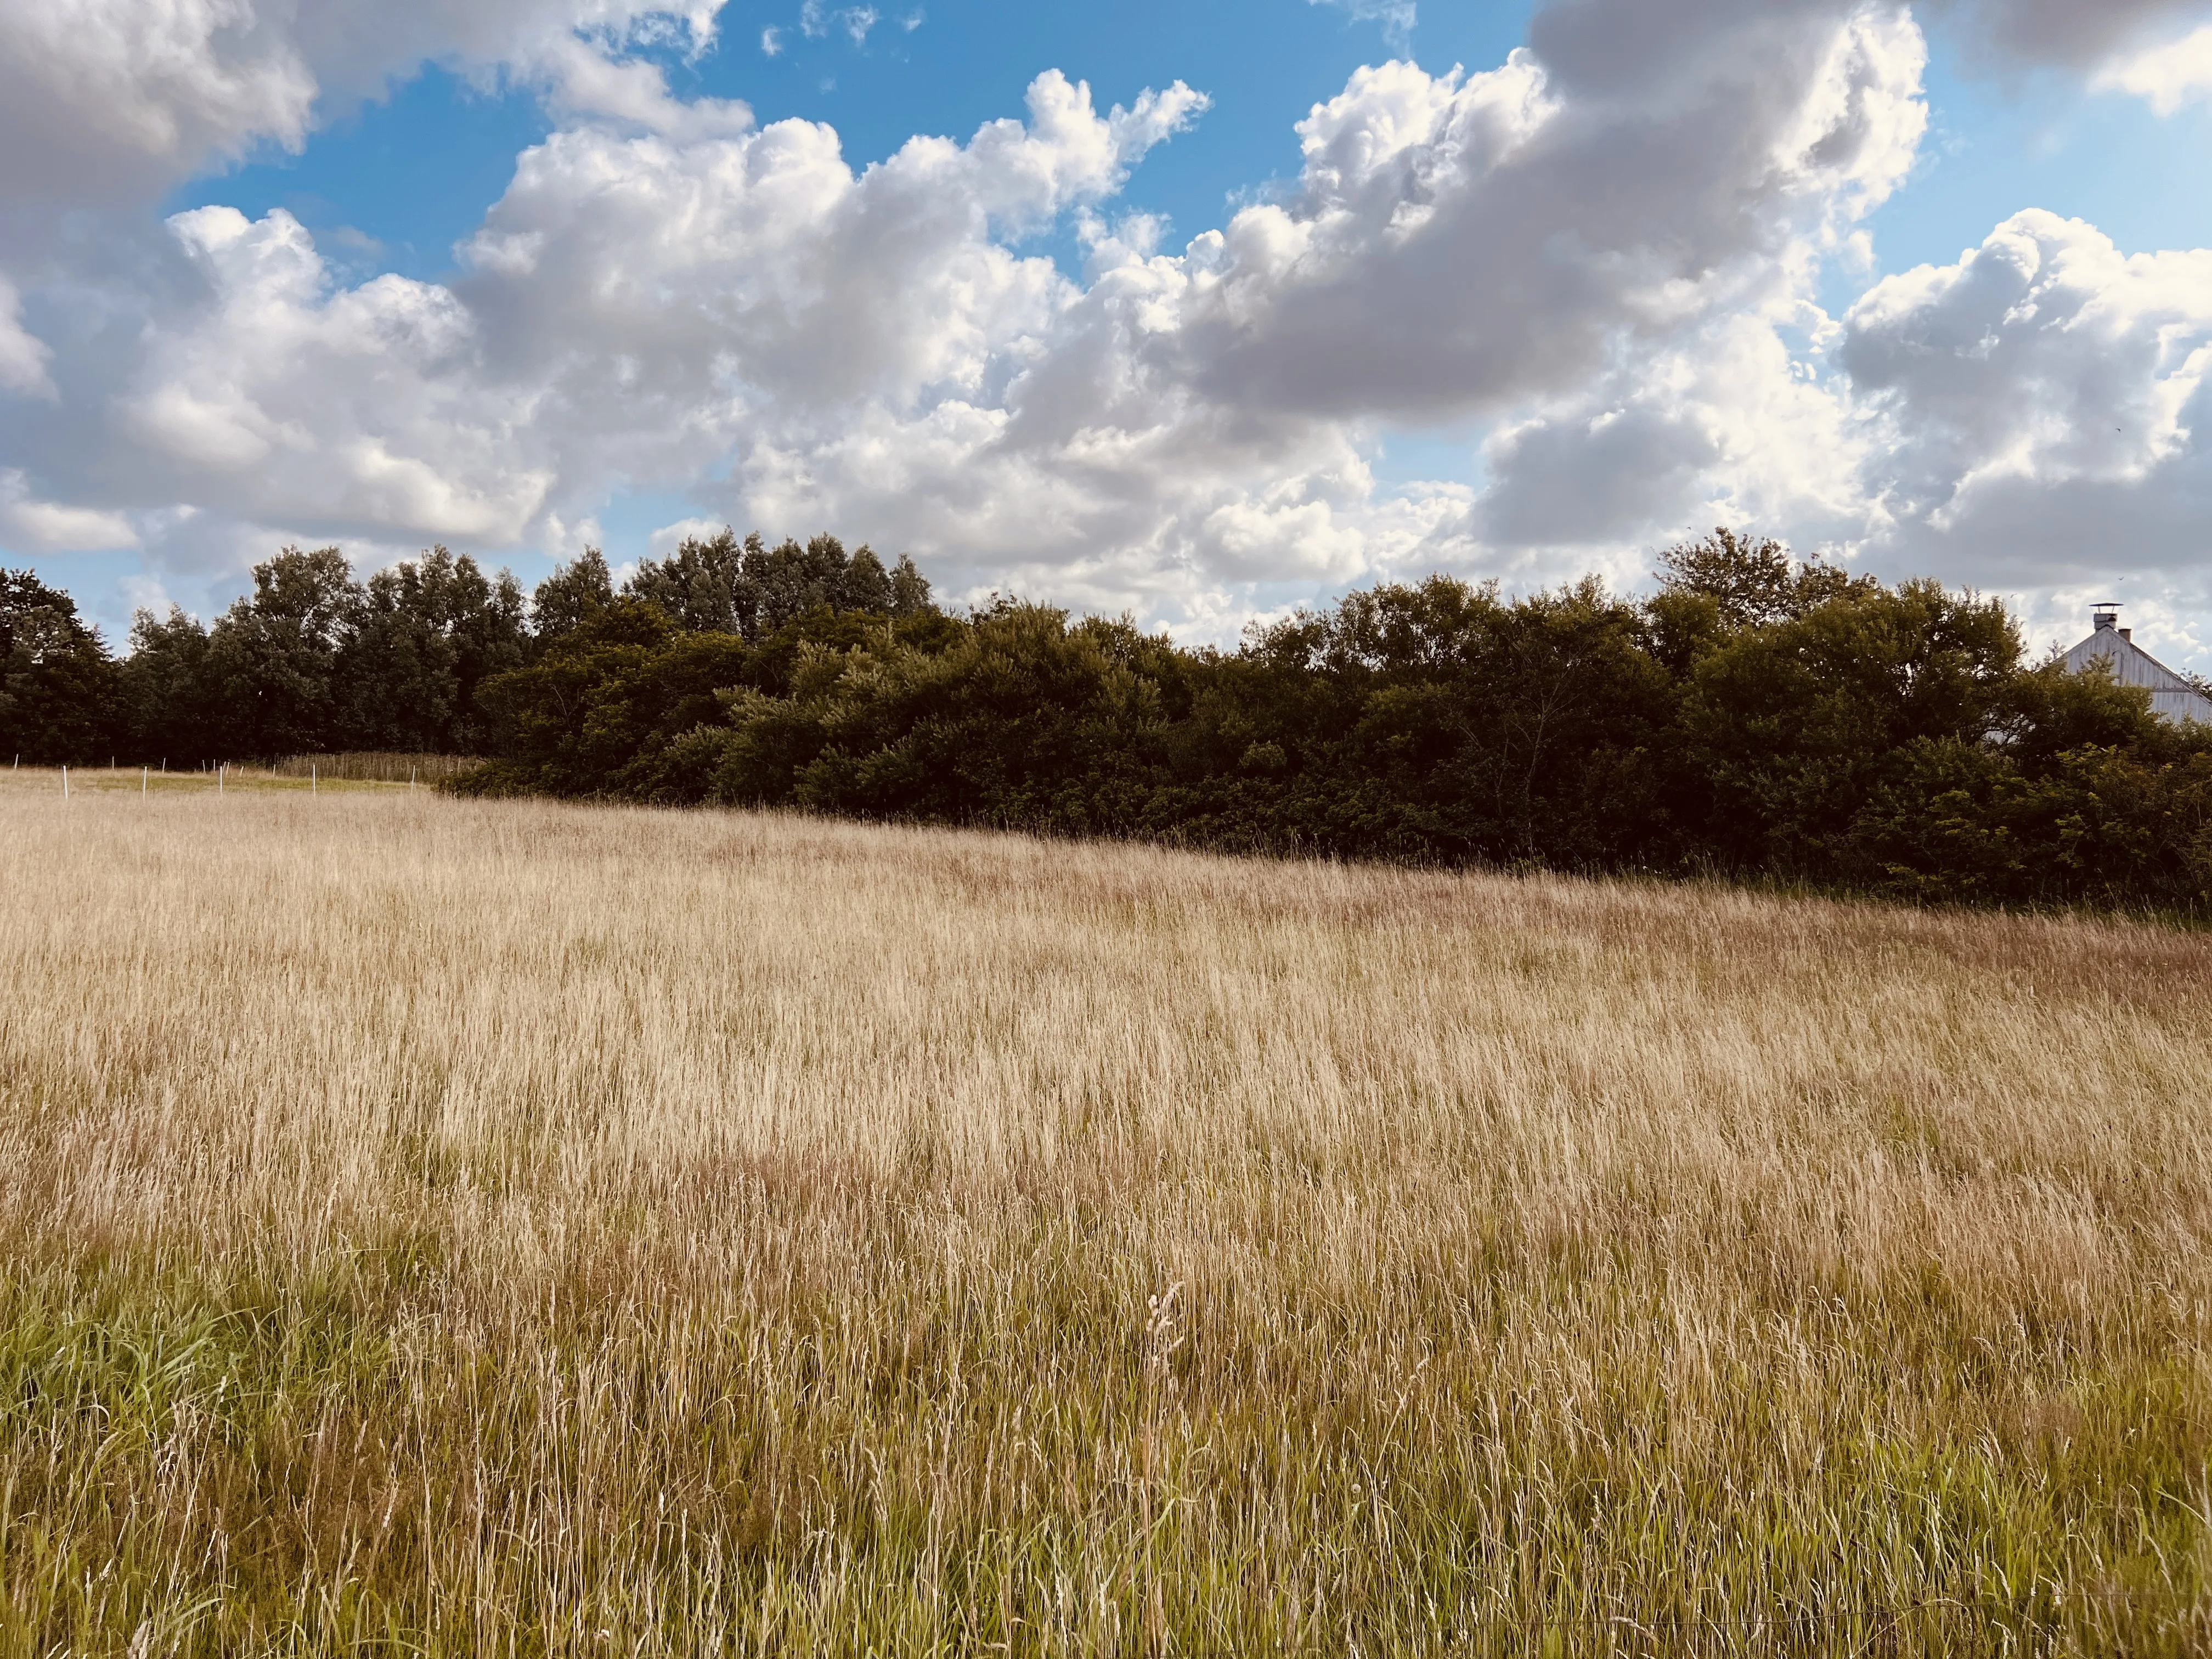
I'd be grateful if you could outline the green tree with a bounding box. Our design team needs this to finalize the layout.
[531,549,616,645]
[0,569,117,764]
[1678,577,2022,874]
[625,531,929,644]
[343,546,527,752]
[627,531,753,636]
[1656,528,1869,629]
[1284,576,1677,866]
[470,601,754,800]
[204,547,363,759]
[117,606,219,765]
[746,535,877,637]
[890,554,934,619]
[708,601,1179,832]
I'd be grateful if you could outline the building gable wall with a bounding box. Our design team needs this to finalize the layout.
[2063,627,2212,725]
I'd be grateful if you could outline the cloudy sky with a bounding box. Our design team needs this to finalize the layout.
[4,0,2212,659]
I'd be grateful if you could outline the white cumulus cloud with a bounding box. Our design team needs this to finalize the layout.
[1921,0,2212,68]
[0,0,732,207]
[4,0,2212,650]
[2093,22,2212,112]
[0,469,137,552]
[1843,209,2212,589]
[116,205,553,541]
[0,281,54,397]
[1310,0,1417,50]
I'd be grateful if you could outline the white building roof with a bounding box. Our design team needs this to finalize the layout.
[2062,610,2212,725]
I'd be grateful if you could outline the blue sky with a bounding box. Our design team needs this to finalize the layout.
[176,5,1543,300]
[7,0,2212,659]
[186,4,2212,294]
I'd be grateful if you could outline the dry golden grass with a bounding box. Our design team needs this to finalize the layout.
[4,767,2212,1655]
[268,753,485,785]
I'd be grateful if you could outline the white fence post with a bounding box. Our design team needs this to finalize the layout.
[142,765,148,798]
[61,765,69,800]
[312,763,318,795]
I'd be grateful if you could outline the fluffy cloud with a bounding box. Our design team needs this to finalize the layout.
[1922,0,2212,67]
[115,205,555,540]
[4,0,2211,645]
[484,0,1923,613]
[0,70,1217,594]
[0,469,137,552]
[1115,1,1922,431]
[0,281,52,397]
[451,66,1201,497]
[1310,0,1418,51]
[721,0,1926,605]
[0,0,1934,625]
[1843,210,2212,589]
[2094,22,2212,112]
[1227,1,1926,569]
[0,0,729,207]
[0,0,317,205]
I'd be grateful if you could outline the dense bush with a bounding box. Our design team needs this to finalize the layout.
[2,531,908,770]
[0,570,114,765]
[16,544,532,769]
[456,529,2212,910]
[10,526,2212,912]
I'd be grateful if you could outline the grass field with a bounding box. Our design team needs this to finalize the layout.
[4,769,2212,1655]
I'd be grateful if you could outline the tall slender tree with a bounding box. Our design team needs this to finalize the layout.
[0,569,116,764]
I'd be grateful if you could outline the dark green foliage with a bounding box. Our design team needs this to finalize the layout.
[452,536,947,802]
[699,601,1187,832]
[0,570,117,764]
[466,601,756,802]
[1215,575,1680,866]
[21,524,2212,914]
[890,553,933,619]
[459,528,2212,915]
[201,546,358,760]
[746,534,888,639]
[1675,577,2023,874]
[99,545,532,764]
[530,548,616,644]
[342,548,527,753]
[621,531,926,644]
[116,607,218,765]
[625,532,749,636]
[1656,527,1872,628]
[55,529,917,767]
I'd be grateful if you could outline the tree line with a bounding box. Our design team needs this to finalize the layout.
[8,528,2211,910]
[0,532,926,768]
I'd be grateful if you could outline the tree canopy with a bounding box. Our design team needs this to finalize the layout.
[12,529,2212,915]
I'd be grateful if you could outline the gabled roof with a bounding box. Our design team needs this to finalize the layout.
[2063,615,2212,726]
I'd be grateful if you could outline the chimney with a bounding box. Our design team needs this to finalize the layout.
[2121,628,2133,642]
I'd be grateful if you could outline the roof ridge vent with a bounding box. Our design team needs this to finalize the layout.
[2092,603,2121,632]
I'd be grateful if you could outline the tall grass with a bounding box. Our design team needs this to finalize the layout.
[2,768,2210,1654]
[270,752,482,784]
